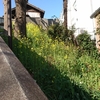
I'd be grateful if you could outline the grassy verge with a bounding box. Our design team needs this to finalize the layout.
[1,23,100,100]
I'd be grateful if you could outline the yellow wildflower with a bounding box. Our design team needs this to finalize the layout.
[64,55,67,59]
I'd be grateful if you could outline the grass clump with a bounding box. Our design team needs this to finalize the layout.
[1,23,100,100]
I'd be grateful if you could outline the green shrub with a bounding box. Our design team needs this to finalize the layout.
[76,31,96,54]
[76,31,92,49]
[47,24,78,46]
[47,23,67,41]
[0,27,4,32]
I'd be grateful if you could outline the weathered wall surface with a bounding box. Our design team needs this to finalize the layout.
[95,14,100,51]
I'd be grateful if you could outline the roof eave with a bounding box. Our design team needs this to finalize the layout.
[90,7,100,19]
[11,3,45,15]
[27,3,45,14]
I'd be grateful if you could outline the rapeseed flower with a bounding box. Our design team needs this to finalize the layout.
[64,55,67,59]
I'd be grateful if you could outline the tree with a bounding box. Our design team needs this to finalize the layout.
[14,0,27,37]
[63,0,68,29]
[76,31,96,53]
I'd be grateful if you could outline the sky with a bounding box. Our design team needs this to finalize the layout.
[0,0,100,33]
[0,0,63,19]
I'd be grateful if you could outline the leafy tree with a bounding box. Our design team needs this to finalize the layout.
[76,31,96,54]
[47,23,67,41]
[47,24,78,46]
[67,25,78,46]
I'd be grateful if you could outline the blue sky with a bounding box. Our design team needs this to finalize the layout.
[0,0,63,19]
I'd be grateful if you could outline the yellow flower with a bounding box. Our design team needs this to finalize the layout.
[31,48,34,51]
[52,44,55,48]
[64,55,67,59]
[41,46,43,49]
[38,53,41,56]
[49,39,52,42]
[51,44,56,50]
[82,68,84,72]
[66,46,69,50]
[61,42,64,46]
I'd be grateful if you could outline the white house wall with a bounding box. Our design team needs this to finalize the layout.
[68,0,78,28]
[60,0,100,39]
[92,0,100,12]
[69,0,95,38]
[26,12,40,18]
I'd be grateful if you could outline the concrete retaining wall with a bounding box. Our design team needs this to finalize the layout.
[0,36,48,100]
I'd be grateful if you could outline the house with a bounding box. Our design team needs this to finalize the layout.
[1,3,58,30]
[12,3,45,19]
[90,7,100,51]
[12,3,46,28]
[11,3,59,29]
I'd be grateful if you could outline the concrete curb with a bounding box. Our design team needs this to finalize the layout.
[0,36,48,100]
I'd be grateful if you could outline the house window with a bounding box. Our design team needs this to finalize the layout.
[26,12,40,17]
[0,18,4,23]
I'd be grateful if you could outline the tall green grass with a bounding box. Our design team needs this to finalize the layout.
[1,23,100,100]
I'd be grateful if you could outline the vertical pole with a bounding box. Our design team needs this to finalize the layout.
[63,0,68,28]
[90,0,95,33]
[3,0,8,35]
[90,0,95,39]
[8,0,12,49]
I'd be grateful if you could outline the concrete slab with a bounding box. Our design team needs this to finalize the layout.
[0,36,48,100]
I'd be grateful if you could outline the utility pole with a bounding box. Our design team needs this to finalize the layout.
[90,0,95,39]
[90,1,94,29]
[63,0,68,28]
[7,0,12,49]
[3,0,8,35]
[3,0,12,49]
